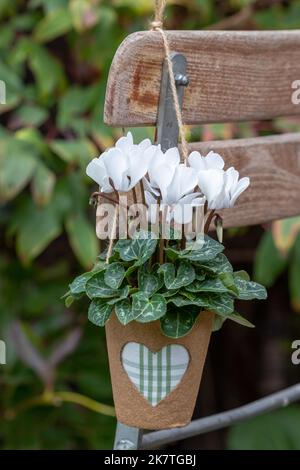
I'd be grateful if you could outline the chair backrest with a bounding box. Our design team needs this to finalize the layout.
[104,30,300,228]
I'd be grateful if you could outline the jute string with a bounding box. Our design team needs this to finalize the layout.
[151,0,189,162]
[106,0,189,262]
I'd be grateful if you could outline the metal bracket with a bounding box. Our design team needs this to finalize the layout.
[113,51,188,451]
[114,423,142,450]
[156,52,189,151]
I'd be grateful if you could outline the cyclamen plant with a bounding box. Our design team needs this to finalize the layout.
[65,133,267,338]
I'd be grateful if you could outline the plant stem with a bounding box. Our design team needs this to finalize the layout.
[5,390,115,420]
[204,210,215,233]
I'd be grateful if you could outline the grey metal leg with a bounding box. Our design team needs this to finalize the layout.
[114,422,143,450]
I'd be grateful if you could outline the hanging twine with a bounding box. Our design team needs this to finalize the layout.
[151,0,189,163]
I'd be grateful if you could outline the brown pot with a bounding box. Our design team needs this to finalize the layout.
[105,311,214,430]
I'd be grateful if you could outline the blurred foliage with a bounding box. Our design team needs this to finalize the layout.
[228,406,300,450]
[1,0,300,450]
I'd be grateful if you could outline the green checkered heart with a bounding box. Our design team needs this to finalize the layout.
[122,342,189,406]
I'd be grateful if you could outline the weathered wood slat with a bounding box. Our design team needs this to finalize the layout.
[189,133,300,228]
[104,30,300,127]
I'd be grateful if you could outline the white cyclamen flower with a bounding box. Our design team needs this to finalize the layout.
[188,150,250,210]
[145,163,204,224]
[86,132,154,193]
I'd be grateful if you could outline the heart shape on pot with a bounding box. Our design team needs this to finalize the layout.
[121,342,190,406]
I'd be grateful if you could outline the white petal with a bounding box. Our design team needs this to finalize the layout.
[143,177,160,196]
[154,163,176,201]
[127,156,149,189]
[188,151,206,171]
[166,165,198,204]
[179,192,204,206]
[145,190,157,206]
[205,151,225,170]
[173,204,193,224]
[104,148,128,191]
[147,146,165,184]
[225,167,239,191]
[198,169,225,208]
[145,191,159,223]
[229,177,250,207]
[115,131,134,152]
[137,138,152,152]
[164,147,181,167]
[86,158,107,187]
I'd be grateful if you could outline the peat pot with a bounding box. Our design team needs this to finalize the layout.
[105,310,214,430]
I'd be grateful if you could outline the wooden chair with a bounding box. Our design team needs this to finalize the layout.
[103,30,300,449]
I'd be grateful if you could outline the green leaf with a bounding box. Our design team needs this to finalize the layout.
[50,139,97,165]
[160,308,199,338]
[234,278,267,300]
[31,162,56,207]
[213,315,226,332]
[115,299,133,325]
[234,270,250,281]
[34,8,73,42]
[219,272,239,295]
[166,235,224,262]
[106,286,130,305]
[114,235,157,265]
[226,312,255,328]
[86,271,119,299]
[104,262,125,289]
[28,42,66,97]
[0,138,37,202]
[65,295,75,308]
[138,270,163,296]
[15,104,49,127]
[254,231,287,287]
[69,271,95,296]
[88,300,113,327]
[14,199,62,264]
[132,292,166,323]
[186,277,230,293]
[158,260,195,290]
[169,292,234,315]
[289,235,300,312]
[228,406,300,450]
[65,213,98,269]
[200,253,233,275]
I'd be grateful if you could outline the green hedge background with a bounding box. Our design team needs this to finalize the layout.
[1,0,300,450]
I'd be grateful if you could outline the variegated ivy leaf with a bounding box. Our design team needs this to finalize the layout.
[115,299,133,325]
[166,235,224,263]
[234,277,267,300]
[160,308,199,338]
[228,312,255,328]
[186,277,230,294]
[138,270,163,296]
[169,292,234,315]
[88,300,113,327]
[69,271,95,295]
[132,292,166,323]
[104,262,125,289]
[214,311,254,329]
[182,237,224,262]
[162,289,179,298]
[114,235,157,265]
[200,253,233,275]
[219,272,239,295]
[158,260,195,290]
[86,271,120,299]
[107,286,130,305]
